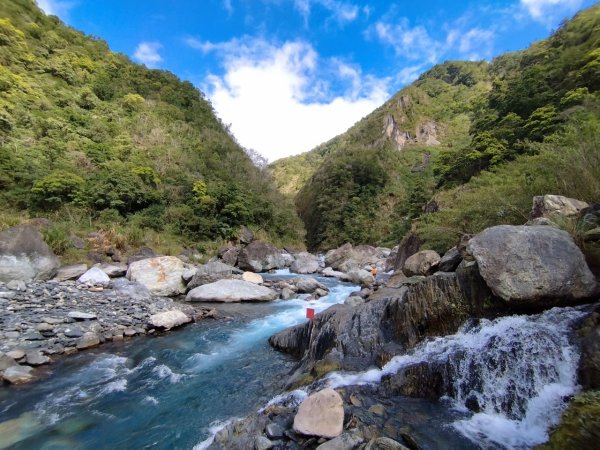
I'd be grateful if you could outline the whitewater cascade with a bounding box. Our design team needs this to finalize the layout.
[323,306,588,449]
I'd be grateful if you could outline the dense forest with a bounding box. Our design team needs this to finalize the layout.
[0,0,304,259]
[271,4,600,252]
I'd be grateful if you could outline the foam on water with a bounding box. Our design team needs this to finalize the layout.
[321,306,588,449]
[193,419,235,450]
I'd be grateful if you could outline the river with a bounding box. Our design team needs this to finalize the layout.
[0,272,589,449]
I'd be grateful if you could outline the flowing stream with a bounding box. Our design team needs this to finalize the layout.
[0,272,590,450]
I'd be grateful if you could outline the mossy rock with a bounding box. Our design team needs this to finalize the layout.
[537,390,600,449]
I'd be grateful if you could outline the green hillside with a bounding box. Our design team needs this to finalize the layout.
[272,4,600,252]
[0,0,304,256]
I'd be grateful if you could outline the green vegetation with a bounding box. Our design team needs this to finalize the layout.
[538,390,600,449]
[0,0,304,259]
[271,5,600,252]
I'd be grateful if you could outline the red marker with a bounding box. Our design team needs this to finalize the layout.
[306,308,315,320]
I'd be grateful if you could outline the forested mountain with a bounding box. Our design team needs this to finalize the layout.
[0,0,304,256]
[271,4,600,252]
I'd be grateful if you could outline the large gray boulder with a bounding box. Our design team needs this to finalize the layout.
[186,279,278,302]
[529,194,589,221]
[403,250,441,276]
[77,267,111,287]
[126,256,187,296]
[0,225,60,282]
[290,252,320,274]
[325,243,383,273]
[187,261,241,290]
[293,388,344,438]
[467,225,598,304]
[237,241,287,272]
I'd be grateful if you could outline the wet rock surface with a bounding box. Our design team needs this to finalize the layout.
[0,279,211,384]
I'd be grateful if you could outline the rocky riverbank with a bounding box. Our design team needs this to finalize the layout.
[0,279,216,384]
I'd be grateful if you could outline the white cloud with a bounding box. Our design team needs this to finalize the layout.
[372,16,496,66]
[294,0,360,25]
[520,0,583,23]
[133,42,163,67]
[374,20,443,64]
[189,37,389,161]
[36,0,76,17]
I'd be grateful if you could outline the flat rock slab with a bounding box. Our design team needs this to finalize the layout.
[148,310,191,330]
[468,225,598,304]
[68,311,97,321]
[186,279,278,302]
[2,365,34,384]
[293,388,344,438]
[53,264,88,282]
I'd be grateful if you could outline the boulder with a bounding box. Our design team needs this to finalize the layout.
[95,262,127,278]
[187,261,240,290]
[237,241,287,272]
[316,431,364,450]
[389,232,421,272]
[127,256,187,296]
[325,243,383,273]
[242,272,263,284]
[364,437,410,450]
[53,264,88,282]
[239,226,254,245]
[403,250,441,276]
[0,225,60,282]
[77,267,111,287]
[293,388,344,438]
[290,252,321,274]
[347,269,375,286]
[148,310,191,330]
[292,277,328,294]
[529,195,589,221]
[467,225,597,305]
[438,247,462,272]
[322,267,352,282]
[186,279,278,302]
[76,332,100,349]
[0,354,18,371]
[1,365,34,384]
[218,246,240,266]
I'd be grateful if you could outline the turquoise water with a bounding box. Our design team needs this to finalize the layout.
[0,275,357,449]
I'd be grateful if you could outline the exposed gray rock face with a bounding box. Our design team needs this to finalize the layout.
[529,194,589,221]
[148,310,191,330]
[186,261,241,290]
[111,278,152,301]
[467,225,597,305]
[127,256,187,297]
[237,241,287,272]
[186,279,278,302]
[53,264,88,282]
[389,233,421,272]
[0,225,60,282]
[290,252,320,274]
[293,388,344,438]
[403,250,440,276]
[438,247,462,272]
[270,273,505,386]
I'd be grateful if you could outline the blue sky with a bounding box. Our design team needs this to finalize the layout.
[37,0,596,161]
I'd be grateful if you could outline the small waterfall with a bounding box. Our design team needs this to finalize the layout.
[325,306,589,449]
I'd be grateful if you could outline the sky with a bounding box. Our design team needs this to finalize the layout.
[36,0,596,162]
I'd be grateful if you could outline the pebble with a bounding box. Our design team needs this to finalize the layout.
[67,311,97,321]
